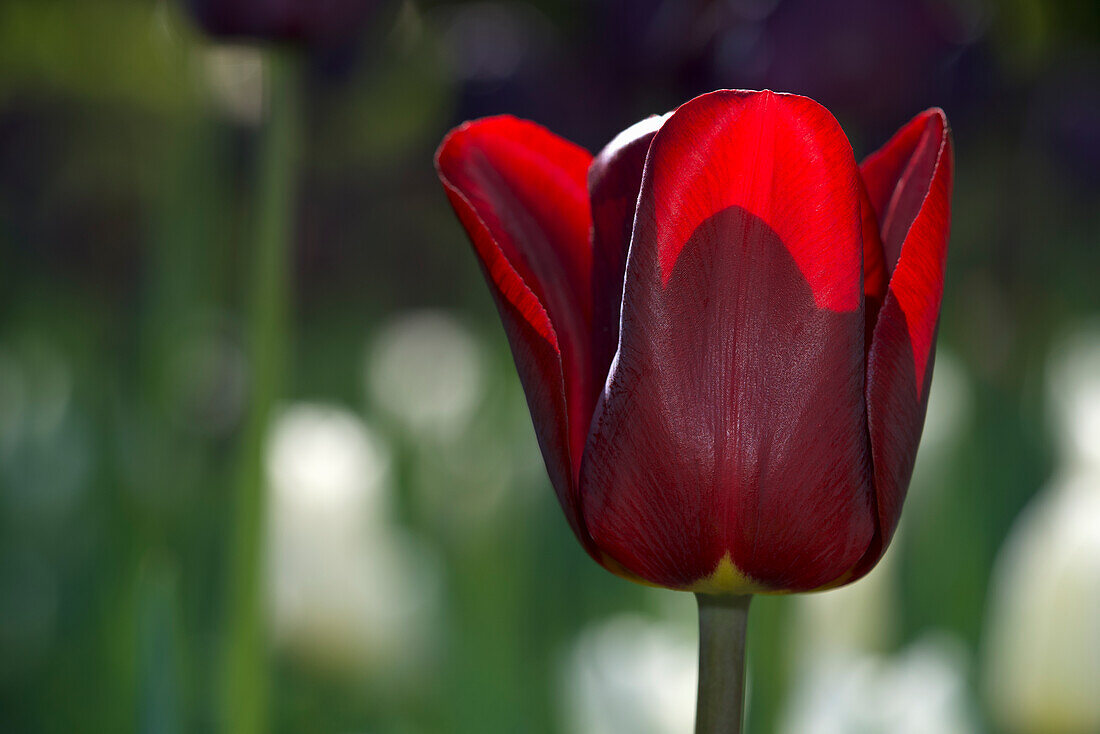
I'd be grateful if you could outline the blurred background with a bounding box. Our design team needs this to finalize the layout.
[1,0,1098,732]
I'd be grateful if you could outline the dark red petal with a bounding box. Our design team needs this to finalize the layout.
[579,90,875,592]
[587,114,667,396]
[435,116,597,552]
[856,109,953,577]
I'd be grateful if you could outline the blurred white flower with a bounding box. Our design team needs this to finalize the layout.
[787,536,977,734]
[198,44,265,125]
[781,634,979,734]
[918,348,971,456]
[561,614,697,734]
[982,324,1100,734]
[265,403,439,676]
[1047,324,1100,471]
[789,538,901,659]
[365,311,484,439]
[983,471,1100,734]
[0,341,88,519]
[908,348,971,506]
[267,403,390,522]
[0,341,73,454]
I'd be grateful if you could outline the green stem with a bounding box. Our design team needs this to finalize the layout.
[222,48,302,734]
[695,593,752,734]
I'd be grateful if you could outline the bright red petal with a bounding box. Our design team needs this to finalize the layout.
[857,109,953,576]
[579,90,875,592]
[436,116,597,551]
[860,109,948,278]
[587,114,666,394]
[644,90,865,313]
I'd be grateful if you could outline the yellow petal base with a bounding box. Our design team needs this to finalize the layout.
[687,553,769,595]
[604,551,857,595]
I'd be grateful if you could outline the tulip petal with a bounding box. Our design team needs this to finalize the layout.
[860,177,888,346]
[436,116,597,550]
[580,90,875,592]
[857,109,953,575]
[860,109,948,277]
[588,114,667,392]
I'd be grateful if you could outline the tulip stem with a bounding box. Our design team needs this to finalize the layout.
[222,47,302,734]
[695,593,752,734]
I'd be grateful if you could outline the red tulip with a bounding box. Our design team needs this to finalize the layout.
[436,90,952,594]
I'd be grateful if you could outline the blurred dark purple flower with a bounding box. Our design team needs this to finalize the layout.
[1030,57,1100,188]
[710,0,988,129]
[578,0,987,137]
[186,0,380,48]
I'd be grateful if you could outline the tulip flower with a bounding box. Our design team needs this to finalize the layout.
[436,89,952,732]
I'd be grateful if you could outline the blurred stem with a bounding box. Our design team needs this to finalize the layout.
[695,594,751,734]
[222,47,302,734]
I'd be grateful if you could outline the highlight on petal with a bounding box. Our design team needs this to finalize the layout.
[642,90,865,313]
[588,113,668,390]
[857,108,953,578]
[435,116,597,551]
[580,90,874,593]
